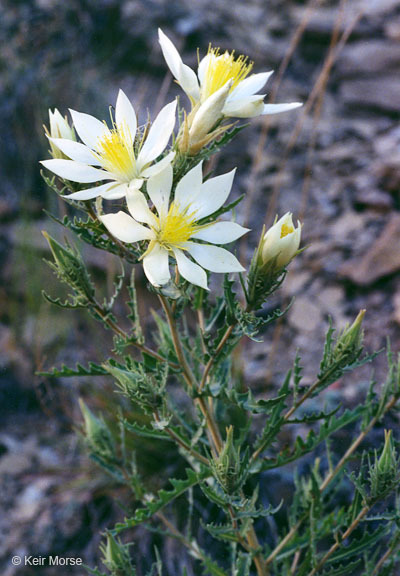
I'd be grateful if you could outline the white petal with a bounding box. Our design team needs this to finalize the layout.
[158,28,184,81]
[49,109,74,139]
[173,248,208,290]
[143,244,171,286]
[186,242,245,273]
[189,82,231,139]
[147,163,173,215]
[41,159,111,183]
[158,29,200,102]
[115,89,137,141]
[141,151,175,178]
[65,182,125,200]
[137,100,177,168]
[174,161,204,210]
[262,102,303,115]
[126,189,157,226]
[229,72,273,100]
[188,168,236,219]
[192,221,249,244]
[100,211,154,243]
[48,138,101,165]
[69,110,108,149]
[223,96,265,118]
[197,53,212,85]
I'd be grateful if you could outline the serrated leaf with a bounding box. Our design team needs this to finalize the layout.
[327,526,389,564]
[256,405,366,472]
[204,522,238,543]
[114,469,208,531]
[37,361,108,378]
[319,559,361,576]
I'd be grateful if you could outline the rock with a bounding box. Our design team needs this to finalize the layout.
[393,291,400,325]
[337,41,400,77]
[13,479,53,522]
[340,214,400,285]
[340,78,400,112]
[385,15,400,40]
[289,295,323,332]
[354,188,393,212]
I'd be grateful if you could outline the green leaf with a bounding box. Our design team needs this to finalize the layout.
[319,560,361,576]
[37,362,108,378]
[234,553,251,576]
[326,526,389,564]
[114,469,208,531]
[127,269,144,344]
[122,420,171,441]
[204,522,238,543]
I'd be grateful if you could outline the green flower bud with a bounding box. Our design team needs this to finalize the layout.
[79,399,116,463]
[370,430,398,500]
[333,309,365,366]
[43,232,95,304]
[101,533,134,576]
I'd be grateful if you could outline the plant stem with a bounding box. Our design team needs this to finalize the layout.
[159,295,267,575]
[199,324,235,394]
[158,295,223,454]
[93,301,178,368]
[153,410,209,466]
[307,505,370,575]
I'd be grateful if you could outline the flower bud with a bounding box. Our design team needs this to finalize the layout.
[177,82,232,155]
[101,532,134,576]
[333,309,365,364]
[42,232,95,304]
[44,109,75,159]
[260,212,301,269]
[79,399,116,463]
[369,430,399,499]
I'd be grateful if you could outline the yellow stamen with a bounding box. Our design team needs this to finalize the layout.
[202,46,253,100]
[95,124,136,181]
[280,223,294,238]
[154,203,208,250]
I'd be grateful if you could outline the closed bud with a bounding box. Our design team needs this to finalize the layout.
[177,82,232,155]
[260,212,301,269]
[44,109,75,159]
[43,232,95,304]
[210,426,248,494]
[334,309,365,366]
[101,533,134,576]
[246,214,301,309]
[370,430,399,499]
[79,399,116,463]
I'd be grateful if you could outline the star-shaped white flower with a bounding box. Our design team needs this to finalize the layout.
[158,29,302,119]
[41,90,177,200]
[100,162,249,289]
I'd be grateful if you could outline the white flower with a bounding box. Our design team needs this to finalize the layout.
[158,28,302,120]
[100,162,249,289]
[41,90,177,201]
[261,213,301,269]
[45,109,76,159]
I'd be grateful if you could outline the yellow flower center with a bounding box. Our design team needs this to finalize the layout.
[280,223,294,238]
[202,47,253,101]
[95,124,137,182]
[155,202,202,250]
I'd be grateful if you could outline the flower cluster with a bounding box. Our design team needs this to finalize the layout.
[42,29,303,291]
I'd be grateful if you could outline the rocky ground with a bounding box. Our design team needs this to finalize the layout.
[1,0,400,574]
